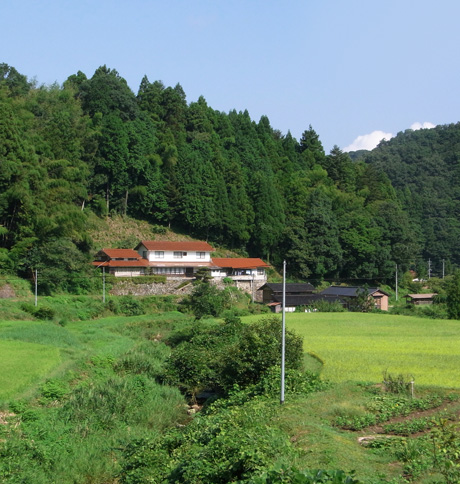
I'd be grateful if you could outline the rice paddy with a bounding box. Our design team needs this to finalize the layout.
[245,312,460,388]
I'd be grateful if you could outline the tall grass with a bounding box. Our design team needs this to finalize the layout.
[0,312,188,484]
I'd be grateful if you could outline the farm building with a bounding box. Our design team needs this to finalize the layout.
[259,283,315,304]
[318,286,389,311]
[405,293,437,305]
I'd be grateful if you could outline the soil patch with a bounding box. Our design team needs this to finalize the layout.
[0,284,16,298]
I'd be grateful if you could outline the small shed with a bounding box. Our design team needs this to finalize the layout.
[268,294,345,313]
[258,283,315,304]
[405,293,438,305]
[318,286,390,311]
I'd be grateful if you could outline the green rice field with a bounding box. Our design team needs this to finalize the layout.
[246,312,460,388]
[0,339,61,400]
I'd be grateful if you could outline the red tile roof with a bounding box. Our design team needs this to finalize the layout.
[92,259,149,268]
[137,241,213,251]
[211,258,269,269]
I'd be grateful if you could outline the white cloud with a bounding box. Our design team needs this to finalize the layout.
[343,130,394,152]
[344,121,437,152]
[410,121,436,130]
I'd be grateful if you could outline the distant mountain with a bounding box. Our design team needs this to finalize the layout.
[361,123,460,275]
[347,149,370,161]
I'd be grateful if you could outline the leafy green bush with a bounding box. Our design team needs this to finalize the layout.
[19,303,55,320]
[252,465,360,483]
[182,281,228,319]
[165,315,304,397]
[33,306,56,320]
[40,379,70,401]
[151,224,167,234]
[119,395,296,483]
[107,296,144,316]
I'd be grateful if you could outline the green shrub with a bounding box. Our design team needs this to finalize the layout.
[165,315,304,397]
[107,296,144,316]
[310,300,346,312]
[382,371,414,395]
[33,306,56,320]
[151,224,167,234]
[40,379,70,401]
[253,465,360,483]
[183,282,228,319]
[19,302,55,320]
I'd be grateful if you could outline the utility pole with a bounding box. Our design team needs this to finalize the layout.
[428,259,432,279]
[102,267,106,303]
[280,260,286,405]
[443,259,445,279]
[395,264,398,301]
[34,269,38,307]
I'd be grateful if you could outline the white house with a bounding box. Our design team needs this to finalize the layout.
[135,240,214,277]
[93,242,270,288]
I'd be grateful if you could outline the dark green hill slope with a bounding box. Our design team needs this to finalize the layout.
[360,124,460,275]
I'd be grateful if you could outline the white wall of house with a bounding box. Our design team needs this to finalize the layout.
[211,268,267,280]
[137,245,211,263]
[111,267,145,277]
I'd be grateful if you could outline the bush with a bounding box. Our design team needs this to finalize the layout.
[382,371,414,395]
[40,379,70,401]
[107,296,144,316]
[220,316,304,390]
[183,282,228,319]
[19,303,55,320]
[310,300,345,312]
[165,315,304,396]
[34,306,56,320]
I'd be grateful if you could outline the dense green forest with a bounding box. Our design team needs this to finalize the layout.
[353,127,460,277]
[0,63,458,290]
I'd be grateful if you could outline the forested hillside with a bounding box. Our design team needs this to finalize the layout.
[0,63,457,291]
[357,124,460,277]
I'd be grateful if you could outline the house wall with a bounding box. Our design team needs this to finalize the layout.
[211,268,266,281]
[373,295,389,311]
[137,245,211,263]
[411,299,434,306]
[110,267,145,277]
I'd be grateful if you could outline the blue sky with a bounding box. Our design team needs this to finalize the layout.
[2,0,459,152]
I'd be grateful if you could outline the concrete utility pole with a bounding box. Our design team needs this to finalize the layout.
[395,264,398,301]
[280,260,286,405]
[102,267,106,303]
[428,259,432,279]
[443,259,445,279]
[34,270,38,307]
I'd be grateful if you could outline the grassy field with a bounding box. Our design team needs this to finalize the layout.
[0,315,154,402]
[245,312,460,388]
[1,309,460,483]
[0,338,61,400]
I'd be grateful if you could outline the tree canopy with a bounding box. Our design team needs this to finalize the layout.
[1,63,458,290]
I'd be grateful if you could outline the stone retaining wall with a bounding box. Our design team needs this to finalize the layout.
[109,278,263,301]
[110,279,195,297]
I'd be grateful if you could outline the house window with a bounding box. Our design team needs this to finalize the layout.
[257,268,265,275]
[142,251,147,259]
[153,267,185,274]
[196,252,205,259]
[174,251,187,258]
[155,251,164,259]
